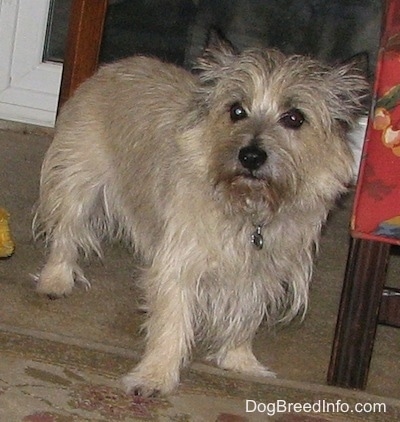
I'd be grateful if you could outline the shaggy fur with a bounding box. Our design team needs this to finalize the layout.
[34,36,367,396]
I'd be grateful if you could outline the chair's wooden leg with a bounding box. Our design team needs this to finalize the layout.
[58,0,108,109]
[327,238,390,389]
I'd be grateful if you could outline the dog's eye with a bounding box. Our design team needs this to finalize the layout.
[230,103,247,122]
[279,108,305,129]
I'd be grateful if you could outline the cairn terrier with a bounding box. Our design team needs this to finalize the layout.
[34,35,367,396]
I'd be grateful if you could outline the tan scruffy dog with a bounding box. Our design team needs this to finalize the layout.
[34,35,367,396]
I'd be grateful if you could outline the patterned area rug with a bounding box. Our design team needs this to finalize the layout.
[0,327,399,422]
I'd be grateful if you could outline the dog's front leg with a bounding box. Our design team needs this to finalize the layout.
[122,268,194,396]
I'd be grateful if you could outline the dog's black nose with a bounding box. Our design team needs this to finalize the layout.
[238,145,267,171]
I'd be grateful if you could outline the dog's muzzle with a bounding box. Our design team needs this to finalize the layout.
[238,145,267,171]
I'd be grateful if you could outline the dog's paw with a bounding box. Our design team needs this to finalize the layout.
[121,368,179,397]
[219,358,276,378]
[33,262,91,298]
[34,262,75,297]
[243,363,276,378]
[214,346,276,379]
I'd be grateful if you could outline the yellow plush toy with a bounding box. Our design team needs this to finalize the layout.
[0,208,15,257]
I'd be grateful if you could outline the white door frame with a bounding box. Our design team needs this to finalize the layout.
[0,0,63,127]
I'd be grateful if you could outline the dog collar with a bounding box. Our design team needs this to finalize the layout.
[251,224,264,250]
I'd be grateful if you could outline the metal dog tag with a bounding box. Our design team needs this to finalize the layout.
[251,226,263,250]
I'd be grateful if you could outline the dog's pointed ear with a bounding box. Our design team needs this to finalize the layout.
[194,29,238,76]
[343,52,371,80]
[324,61,370,125]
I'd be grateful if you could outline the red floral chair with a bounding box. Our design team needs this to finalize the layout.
[328,0,400,390]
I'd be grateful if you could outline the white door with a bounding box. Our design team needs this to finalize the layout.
[0,0,62,127]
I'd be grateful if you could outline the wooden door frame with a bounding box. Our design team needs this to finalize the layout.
[58,0,108,109]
